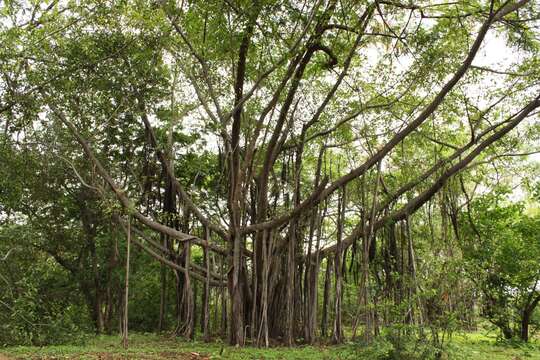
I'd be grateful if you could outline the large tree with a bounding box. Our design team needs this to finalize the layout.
[1,0,539,346]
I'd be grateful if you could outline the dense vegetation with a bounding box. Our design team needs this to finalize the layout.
[1,0,540,358]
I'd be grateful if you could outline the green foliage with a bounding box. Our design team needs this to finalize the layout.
[461,189,540,340]
[0,226,92,346]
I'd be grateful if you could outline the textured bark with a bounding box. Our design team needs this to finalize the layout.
[202,227,211,342]
[122,217,131,349]
[257,229,273,347]
[521,294,540,342]
[303,144,327,343]
[182,242,195,339]
[332,187,346,343]
[321,257,332,338]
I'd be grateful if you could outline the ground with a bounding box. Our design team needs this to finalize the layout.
[1,332,539,359]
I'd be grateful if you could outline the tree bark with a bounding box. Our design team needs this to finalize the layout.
[321,257,332,338]
[122,216,131,349]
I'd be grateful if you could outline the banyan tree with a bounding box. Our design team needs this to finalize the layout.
[1,0,539,346]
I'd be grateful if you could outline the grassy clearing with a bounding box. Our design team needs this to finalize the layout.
[1,332,539,359]
[0,334,353,360]
[446,332,540,360]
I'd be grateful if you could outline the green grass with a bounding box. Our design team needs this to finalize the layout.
[1,332,539,359]
[0,334,354,360]
[446,332,540,360]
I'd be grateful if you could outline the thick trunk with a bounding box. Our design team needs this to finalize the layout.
[321,258,332,337]
[285,222,297,345]
[221,276,228,337]
[520,311,530,342]
[332,187,346,343]
[94,289,105,334]
[122,217,131,349]
[521,295,540,342]
[183,242,195,339]
[228,231,245,346]
[257,229,273,347]
[202,227,211,341]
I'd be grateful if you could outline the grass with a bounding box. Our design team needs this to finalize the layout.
[1,331,539,359]
[0,334,354,360]
[446,331,540,360]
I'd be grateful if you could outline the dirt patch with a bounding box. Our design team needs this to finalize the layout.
[0,354,14,360]
[158,352,209,360]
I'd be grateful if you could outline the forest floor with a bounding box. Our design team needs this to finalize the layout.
[1,332,540,359]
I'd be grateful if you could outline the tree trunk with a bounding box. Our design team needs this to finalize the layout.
[520,310,530,342]
[122,216,131,349]
[521,295,540,342]
[228,232,245,346]
[202,227,211,341]
[321,257,332,337]
[183,242,194,339]
[333,187,346,343]
[285,221,297,345]
[158,261,167,332]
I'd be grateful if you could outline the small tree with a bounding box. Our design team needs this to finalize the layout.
[462,191,540,341]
